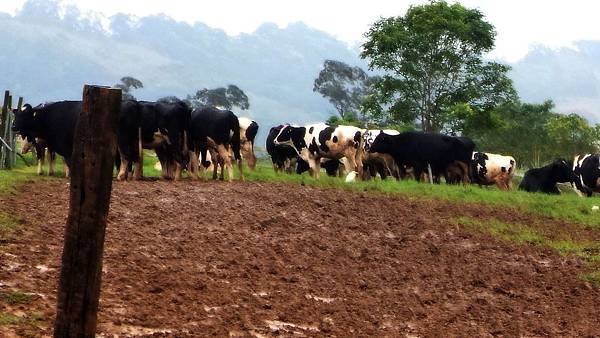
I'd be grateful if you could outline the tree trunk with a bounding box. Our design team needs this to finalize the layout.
[53,85,121,338]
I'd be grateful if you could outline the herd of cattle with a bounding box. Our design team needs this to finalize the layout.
[9,99,600,197]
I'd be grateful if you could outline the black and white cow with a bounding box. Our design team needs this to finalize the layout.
[188,106,243,182]
[12,101,81,171]
[470,152,516,190]
[519,159,577,194]
[266,125,298,173]
[369,131,474,183]
[571,154,600,197]
[238,117,259,170]
[362,129,400,180]
[274,123,363,179]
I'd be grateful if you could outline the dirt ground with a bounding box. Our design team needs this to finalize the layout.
[1,179,600,337]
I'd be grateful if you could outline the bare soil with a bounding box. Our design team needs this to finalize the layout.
[1,179,599,337]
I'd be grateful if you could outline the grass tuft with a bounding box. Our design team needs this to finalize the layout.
[0,291,34,305]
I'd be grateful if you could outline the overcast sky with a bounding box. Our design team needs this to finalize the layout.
[2,0,600,61]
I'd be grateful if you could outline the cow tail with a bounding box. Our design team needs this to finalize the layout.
[232,121,242,161]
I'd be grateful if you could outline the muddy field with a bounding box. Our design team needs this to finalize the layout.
[1,179,600,337]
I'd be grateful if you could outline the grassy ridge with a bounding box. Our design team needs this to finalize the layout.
[2,153,600,227]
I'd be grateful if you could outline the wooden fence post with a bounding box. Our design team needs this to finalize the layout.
[0,91,9,169]
[53,85,121,338]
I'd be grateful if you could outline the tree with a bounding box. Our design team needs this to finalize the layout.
[186,85,249,110]
[545,114,599,159]
[114,76,143,100]
[468,100,556,167]
[361,1,516,133]
[313,60,377,119]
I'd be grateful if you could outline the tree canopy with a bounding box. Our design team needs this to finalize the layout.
[114,76,143,100]
[313,60,377,120]
[361,1,516,132]
[186,85,250,110]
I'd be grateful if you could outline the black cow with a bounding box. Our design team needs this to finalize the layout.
[189,107,242,182]
[519,159,577,194]
[137,100,191,180]
[266,125,298,173]
[369,131,474,183]
[116,100,142,180]
[571,154,600,197]
[12,101,81,171]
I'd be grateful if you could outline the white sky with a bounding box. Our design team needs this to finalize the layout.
[2,0,600,61]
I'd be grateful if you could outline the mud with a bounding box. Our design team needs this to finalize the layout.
[1,180,599,337]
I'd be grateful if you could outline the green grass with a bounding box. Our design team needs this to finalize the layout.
[0,313,20,326]
[0,291,34,305]
[0,212,22,243]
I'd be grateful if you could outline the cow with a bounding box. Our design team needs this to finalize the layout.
[274,123,363,179]
[369,131,474,184]
[470,152,516,190]
[238,117,259,170]
[518,159,577,194]
[137,100,191,181]
[362,129,400,180]
[12,101,81,171]
[266,125,298,173]
[571,154,600,197]
[116,100,142,180]
[188,107,243,182]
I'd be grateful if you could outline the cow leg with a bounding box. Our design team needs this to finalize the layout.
[216,145,234,182]
[37,150,45,176]
[456,161,470,184]
[309,157,321,179]
[189,150,200,180]
[219,157,225,181]
[174,161,182,181]
[117,154,129,181]
[238,158,245,182]
[133,160,142,181]
[48,150,55,176]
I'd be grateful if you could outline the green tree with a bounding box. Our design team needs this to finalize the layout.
[186,85,249,110]
[114,76,143,100]
[313,60,377,119]
[469,100,556,167]
[361,1,515,132]
[545,114,599,159]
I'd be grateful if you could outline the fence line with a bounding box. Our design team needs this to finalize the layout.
[0,90,23,169]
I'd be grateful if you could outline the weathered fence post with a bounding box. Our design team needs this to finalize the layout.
[53,85,121,337]
[0,91,10,169]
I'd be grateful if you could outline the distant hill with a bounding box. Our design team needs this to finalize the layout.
[511,41,600,123]
[0,0,365,144]
[2,0,600,146]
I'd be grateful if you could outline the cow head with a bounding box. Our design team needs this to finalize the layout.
[551,158,578,183]
[472,152,489,179]
[12,104,37,137]
[369,132,393,154]
[274,125,306,153]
